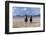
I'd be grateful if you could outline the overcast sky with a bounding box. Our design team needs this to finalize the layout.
[12,7,40,16]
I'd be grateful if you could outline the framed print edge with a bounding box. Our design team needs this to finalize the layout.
[5,1,9,34]
[5,1,45,34]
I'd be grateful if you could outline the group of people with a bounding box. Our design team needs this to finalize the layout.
[25,16,32,23]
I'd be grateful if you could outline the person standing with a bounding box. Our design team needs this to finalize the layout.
[25,15,28,22]
[30,16,32,23]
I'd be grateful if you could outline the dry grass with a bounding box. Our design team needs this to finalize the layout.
[13,16,40,28]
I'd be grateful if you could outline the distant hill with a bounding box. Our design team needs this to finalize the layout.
[13,14,40,17]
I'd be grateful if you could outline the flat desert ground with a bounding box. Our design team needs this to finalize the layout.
[13,16,40,28]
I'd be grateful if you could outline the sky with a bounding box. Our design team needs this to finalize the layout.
[12,7,40,16]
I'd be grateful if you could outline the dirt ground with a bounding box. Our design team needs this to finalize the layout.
[13,16,40,28]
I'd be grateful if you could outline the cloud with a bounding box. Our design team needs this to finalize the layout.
[13,7,40,16]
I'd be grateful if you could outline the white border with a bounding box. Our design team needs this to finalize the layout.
[9,3,43,32]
